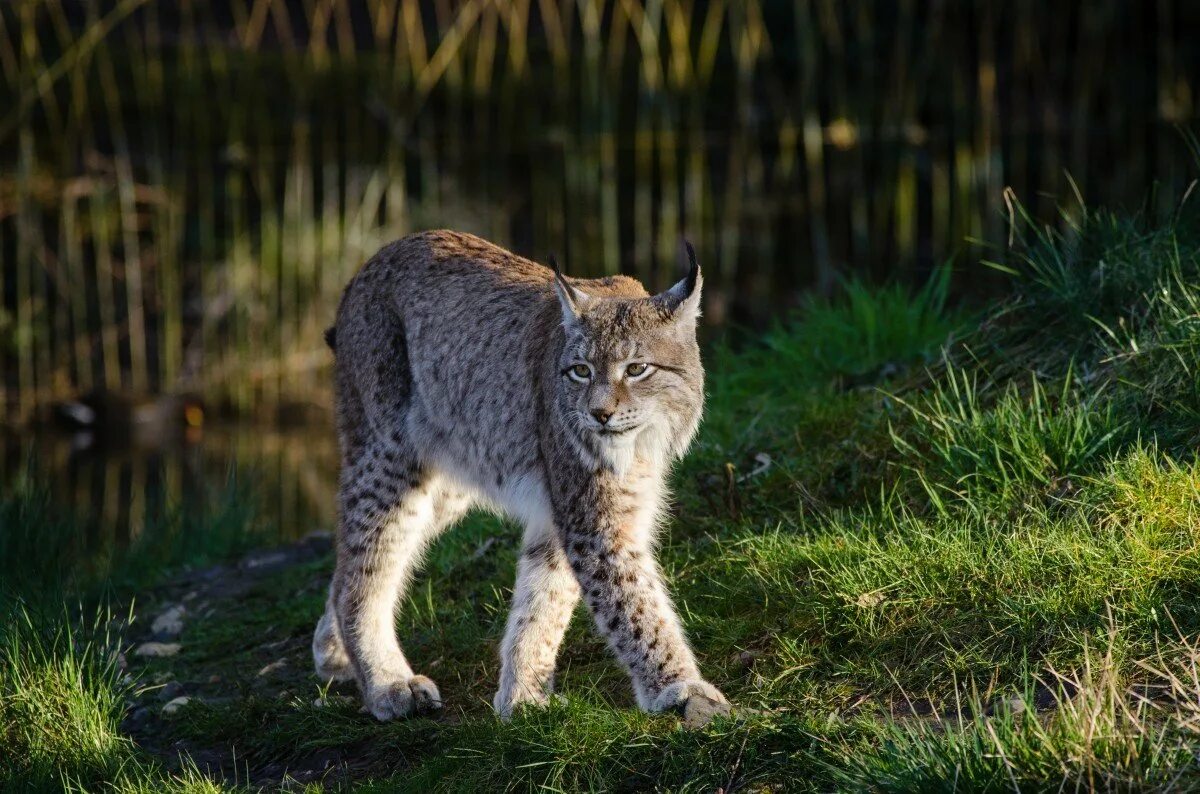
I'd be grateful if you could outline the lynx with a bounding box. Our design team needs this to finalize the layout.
[312,230,729,726]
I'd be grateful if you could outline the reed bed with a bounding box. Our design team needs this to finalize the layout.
[0,0,1196,422]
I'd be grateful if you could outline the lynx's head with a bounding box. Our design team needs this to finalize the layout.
[551,243,705,474]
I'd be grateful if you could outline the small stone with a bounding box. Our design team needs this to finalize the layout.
[242,550,288,570]
[313,695,352,709]
[854,591,886,608]
[152,604,186,637]
[1004,697,1027,715]
[123,705,152,727]
[134,642,181,658]
[259,762,285,781]
[159,681,184,701]
[162,696,192,715]
[257,659,288,677]
[198,565,226,582]
[738,650,758,669]
[207,674,222,684]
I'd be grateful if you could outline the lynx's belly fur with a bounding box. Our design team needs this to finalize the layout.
[313,230,729,725]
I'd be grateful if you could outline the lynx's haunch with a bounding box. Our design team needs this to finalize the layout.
[313,230,729,725]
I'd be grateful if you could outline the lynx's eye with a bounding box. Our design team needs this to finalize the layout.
[566,363,592,382]
[625,362,653,380]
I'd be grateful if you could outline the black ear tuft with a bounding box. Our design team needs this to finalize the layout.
[324,326,337,353]
[549,253,591,323]
[682,239,699,294]
[550,253,582,304]
[550,254,572,293]
[654,238,703,318]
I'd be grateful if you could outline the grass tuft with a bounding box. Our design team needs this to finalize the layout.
[892,365,1124,505]
[0,603,133,791]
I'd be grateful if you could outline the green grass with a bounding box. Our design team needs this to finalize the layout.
[1,604,131,790]
[0,602,234,793]
[7,195,1200,790]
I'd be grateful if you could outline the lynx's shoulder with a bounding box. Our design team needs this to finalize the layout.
[358,229,551,288]
[572,273,649,300]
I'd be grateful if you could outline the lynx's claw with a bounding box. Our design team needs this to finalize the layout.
[365,675,443,721]
[651,680,731,728]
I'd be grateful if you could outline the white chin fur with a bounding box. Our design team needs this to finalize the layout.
[596,435,638,476]
[596,422,673,477]
[564,416,675,477]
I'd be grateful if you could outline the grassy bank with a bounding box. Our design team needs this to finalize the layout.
[6,194,1200,790]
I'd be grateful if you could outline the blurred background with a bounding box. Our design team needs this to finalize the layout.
[1,0,1198,549]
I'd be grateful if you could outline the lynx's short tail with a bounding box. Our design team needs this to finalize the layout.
[324,326,337,352]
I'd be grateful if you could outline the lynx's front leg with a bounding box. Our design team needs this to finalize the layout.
[556,478,729,726]
[494,529,580,718]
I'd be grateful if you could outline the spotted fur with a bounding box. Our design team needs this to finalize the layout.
[313,230,728,724]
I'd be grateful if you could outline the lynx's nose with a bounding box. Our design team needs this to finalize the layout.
[591,408,613,425]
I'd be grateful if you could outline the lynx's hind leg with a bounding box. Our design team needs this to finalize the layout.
[314,484,471,686]
[318,297,475,719]
[325,445,471,721]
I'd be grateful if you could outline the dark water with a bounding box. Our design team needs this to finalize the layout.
[1,422,340,564]
[1,0,1199,550]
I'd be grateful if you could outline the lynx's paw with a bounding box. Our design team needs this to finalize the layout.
[651,680,731,728]
[365,675,443,721]
[312,612,354,683]
[314,652,354,683]
[493,684,564,720]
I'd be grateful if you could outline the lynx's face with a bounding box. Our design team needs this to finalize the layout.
[552,250,704,472]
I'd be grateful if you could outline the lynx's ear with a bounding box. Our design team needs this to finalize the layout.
[550,255,590,325]
[654,239,703,324]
